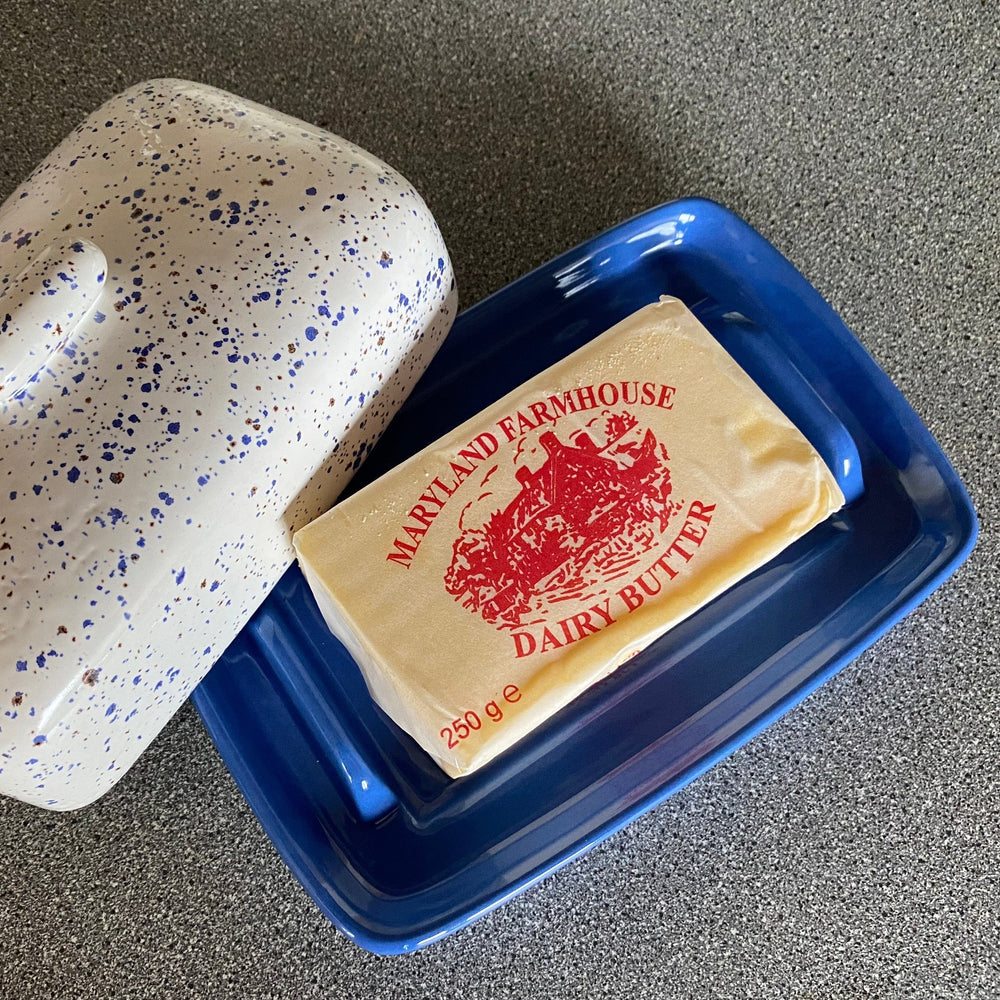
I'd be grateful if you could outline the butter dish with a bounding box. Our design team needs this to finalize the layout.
[193,199,976,951]
[0,80,456,809]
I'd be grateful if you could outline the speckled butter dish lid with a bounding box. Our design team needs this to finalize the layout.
[0,79,457,810]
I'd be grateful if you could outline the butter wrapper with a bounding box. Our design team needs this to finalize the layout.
[293,296,845,777]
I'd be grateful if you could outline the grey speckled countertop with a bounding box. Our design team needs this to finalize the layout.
[0,2,997,997]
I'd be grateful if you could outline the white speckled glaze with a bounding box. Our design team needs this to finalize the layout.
[0,80,456,810]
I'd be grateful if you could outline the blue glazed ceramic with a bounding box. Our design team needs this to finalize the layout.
[192,198,977,953]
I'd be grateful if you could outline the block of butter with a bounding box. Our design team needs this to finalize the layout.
[293,296,845,778]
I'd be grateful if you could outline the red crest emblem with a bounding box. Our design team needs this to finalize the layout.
[444,411,681,629]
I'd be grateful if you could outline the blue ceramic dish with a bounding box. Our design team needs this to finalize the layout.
[191,199,977,953]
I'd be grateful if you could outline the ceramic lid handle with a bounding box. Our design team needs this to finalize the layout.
[0,239,106,403]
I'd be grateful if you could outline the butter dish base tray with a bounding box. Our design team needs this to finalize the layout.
[191,198,977,953]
